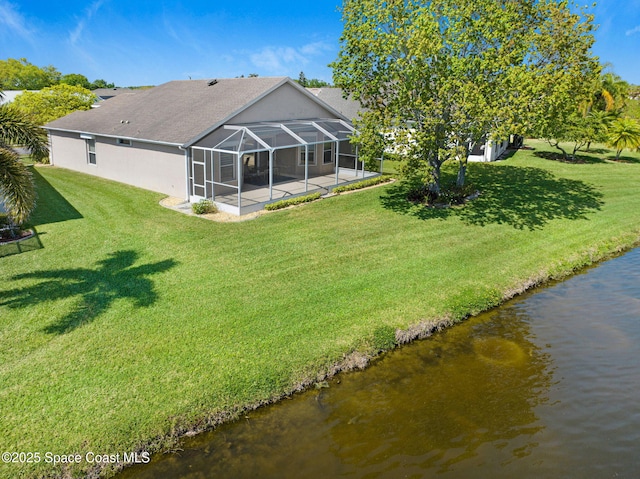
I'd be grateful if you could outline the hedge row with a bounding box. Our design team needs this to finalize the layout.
[332,175,392,193]
[264,192,322,211]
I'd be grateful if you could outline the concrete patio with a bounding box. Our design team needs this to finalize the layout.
[212,167,379,214]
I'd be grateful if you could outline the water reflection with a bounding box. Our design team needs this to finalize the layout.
[120,300,554,479]
[324,308,551,476]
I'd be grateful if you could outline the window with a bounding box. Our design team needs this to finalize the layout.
[298,146,316,166]
[219,153,236,183]
[117,138,132,146]
[87,139,96,165]
[323,142,334,164]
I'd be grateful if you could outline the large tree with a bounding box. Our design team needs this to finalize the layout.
[0,102,48,225]
[12,84,96,125]
[60,73,92,90]
[332,0,598,194]
[89,78,116,90]
[0,58,60,90]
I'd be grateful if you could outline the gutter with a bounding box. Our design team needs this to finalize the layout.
[44,127,184,148]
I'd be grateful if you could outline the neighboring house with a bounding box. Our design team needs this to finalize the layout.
[308,87,510,163]
[45,77,379,215]
[92,87,135,102]
[0,90,38,105]
[467,137,510,162]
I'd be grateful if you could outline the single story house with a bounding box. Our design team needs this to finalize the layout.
[467,137,510,162]
[92,87,135,102]
[0,90,38,105]
[44,77,379,215]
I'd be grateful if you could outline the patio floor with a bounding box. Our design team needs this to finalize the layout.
[214,168,379,214]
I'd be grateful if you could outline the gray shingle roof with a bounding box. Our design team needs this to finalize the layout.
[45,77,290,145]
[306,87,364,122]
[92,87,135,100]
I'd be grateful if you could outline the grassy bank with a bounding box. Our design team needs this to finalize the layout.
[1,140,639,478]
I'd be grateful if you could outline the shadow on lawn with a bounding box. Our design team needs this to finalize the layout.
[29,167,83,226]
[0,250,177,334]
[532,150,607,164]
[608,155,640,164]
[380,164,604,230]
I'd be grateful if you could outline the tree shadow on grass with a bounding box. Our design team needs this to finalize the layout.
[0,250,177,334]
[380,164,604,231]
[29,167,83,226]
[532,150,607,164]
[607,155,640,164]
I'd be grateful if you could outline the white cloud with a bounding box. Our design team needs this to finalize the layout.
[625,24,640,36]
[250,42,332,74]
[162,15,206,55]
[250,46,307,73]
[69,0,105,45]
[299,41,333,56]
[0,1,33,41]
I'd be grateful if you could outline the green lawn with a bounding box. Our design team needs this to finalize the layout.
[1,140,640,478]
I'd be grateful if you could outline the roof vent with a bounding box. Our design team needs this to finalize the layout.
[208,79,218,86]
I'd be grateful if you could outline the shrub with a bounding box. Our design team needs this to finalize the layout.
[332,175,392,193]
[191,199,217,215]
[264,193,321,211]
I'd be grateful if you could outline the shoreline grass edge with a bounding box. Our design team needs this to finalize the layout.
[97,233,640,479]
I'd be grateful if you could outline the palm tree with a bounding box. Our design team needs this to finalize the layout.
[607,118,640,160]
[0,99,49,226]
[600,72,629,112]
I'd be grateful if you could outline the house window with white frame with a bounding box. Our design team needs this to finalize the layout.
[117,138,132,146]
[219,153,236,183]
[87,138,96,165]
[323,142,334,164]
[298,146,316,166]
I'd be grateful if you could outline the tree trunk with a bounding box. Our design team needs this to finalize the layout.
[457,146,470,188]
[550,140,568,161]
[457,160,467,188]
[428,160,441,195]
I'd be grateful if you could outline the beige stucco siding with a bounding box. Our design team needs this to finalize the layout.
[193,83,341,150]
[49,131,187,198]
[232,82,338,123]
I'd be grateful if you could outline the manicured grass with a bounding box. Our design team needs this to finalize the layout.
[1,140,640,478]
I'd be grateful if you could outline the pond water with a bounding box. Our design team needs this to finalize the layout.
[119,248,640,479]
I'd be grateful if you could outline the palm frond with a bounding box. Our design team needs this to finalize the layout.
[0,147,36,224]
[0,104,49,162]
[601,89,615,112]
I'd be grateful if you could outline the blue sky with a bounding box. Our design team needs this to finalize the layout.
[1,0,639,87]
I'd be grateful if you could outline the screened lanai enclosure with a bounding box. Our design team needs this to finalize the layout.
[189,119,381,215]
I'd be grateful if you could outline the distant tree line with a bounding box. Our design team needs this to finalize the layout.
[296,71,330,88]
[0,58,115,91]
